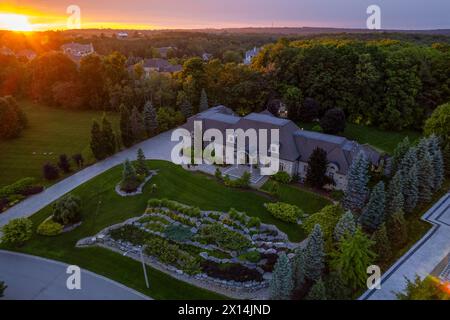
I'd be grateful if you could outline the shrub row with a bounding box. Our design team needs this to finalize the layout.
[148,199,201,217]
[264,202,303,224]
[199,223,252,252]
[0,178,43,198]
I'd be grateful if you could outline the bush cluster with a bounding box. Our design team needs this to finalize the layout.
[52,194,82,225]
[271,171,292,184]
[147,199,201,217]
[223,172,251,188]
[37,219,63,236]
[265,202,303,224]
[199,223,252,252]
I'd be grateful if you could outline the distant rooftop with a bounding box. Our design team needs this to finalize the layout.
[201,112,241,124]
[294,129,348,145]
[244,113,290,126]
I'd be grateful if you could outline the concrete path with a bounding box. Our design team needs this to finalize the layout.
[0,250,150,300]
[360,192,450,300]
[0,130,176,228]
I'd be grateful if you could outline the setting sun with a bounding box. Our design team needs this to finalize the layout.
[0,13,33,31]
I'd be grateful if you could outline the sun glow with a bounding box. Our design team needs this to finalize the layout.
[0,13,33,31]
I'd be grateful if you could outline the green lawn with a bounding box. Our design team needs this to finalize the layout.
[297,122,421,154]
[0,100,119,187]
[1,160,331,299]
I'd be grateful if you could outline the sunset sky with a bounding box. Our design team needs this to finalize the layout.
[0,0,449,31]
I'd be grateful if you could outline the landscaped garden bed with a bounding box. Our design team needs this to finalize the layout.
[0,177,44,213]
[77,198,301,295]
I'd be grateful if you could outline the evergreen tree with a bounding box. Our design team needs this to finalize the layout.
[306,147,329,188]
[428,135,444,191]
[90,120,106,160]
[400,148,419,213]
[130,106,145,141]
[417,151,434,204]
[292,247,306,288]
[102,115,116,156]
[371,223,392,264]
[324,272,352,300]
[120,159,140,193]
[331,228,376,290]
[120,104,134,148]
[387,210,408,249]
[143,101,158,136]
[392,137,410,173]
[199,88,209,112]
[269,253,294,300]
[360,181,386,232]
[136,148,148,176]
[334,211,356,242]
[179,92,193,119]
[57,154,71,173]
[343,151,369,212]
[306,278,327,300]
[386,171,404,216]
[443,143,450,178]
[304,224,325,282]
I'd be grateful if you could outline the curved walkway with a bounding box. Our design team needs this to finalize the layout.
[0,250,150,300]
[0,130,176,228]
[360,192,450,300]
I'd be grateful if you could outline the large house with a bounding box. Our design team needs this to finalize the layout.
[243,47,261,65]
[142,58,183,74]
[61,42,95,63]
[182,106,382,190]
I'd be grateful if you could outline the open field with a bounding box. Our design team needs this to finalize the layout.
[0,160,331,299]
[0,100,119,187]
[297,122,421,154]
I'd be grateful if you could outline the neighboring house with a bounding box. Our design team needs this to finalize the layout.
[117,32,129,39]
[0,46,15,56]
[243,47,261,65]
[157,47,176,59]
[182,106,383,190]
[142,58,183,75]
[202,53,213,61]
[16,49,37,61]
[61,42,95,63]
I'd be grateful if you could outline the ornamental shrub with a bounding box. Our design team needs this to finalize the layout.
[1,218,33,246]
[37,219,63,236]
[272,171,292,184]
[265,202,303,223]
[52,194,82,225]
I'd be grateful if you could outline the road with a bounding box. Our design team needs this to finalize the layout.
[360,192,450,300]
[0,250,150,300]
[0,130,176,228]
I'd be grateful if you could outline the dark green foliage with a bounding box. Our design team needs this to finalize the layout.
[320,108,346,134]
[164,224,194,242]
[299,97,319,123]
[272,171,292,184]
[52,194,82,225]
[90,117,116,160]
[292,247,306,288]
[306,147,330,188]
[136,148,149,176]
[199,88,209,112]
[396,275,450,300]
[386,171,404,216]
[57,154,71,173]
[424,102,450,146]
[143,101,158,136]
[101,116,117,156]
[0,96,27,139]
[387,210,408,249]
[0,217,33,247]
[306,278,327,300]
[304,224,325,282]
[323,272,352,300]
[120,159,140,193]
[0,281,6,298]
[199,222,252,252]
[444,143,450,178]
[120,104,134,148]
[130,106,145,141]
[270,252,294,300]
[72,154,84,168]
[334,211,356,242]
[371,224,392,264]
[42,162,59,180]
[391,137,411,173]
[360,181,386,232]
[343,151,369,212]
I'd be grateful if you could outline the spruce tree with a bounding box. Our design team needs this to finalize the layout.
[443,143,450,178]
[428,135,444,191]
[334,211,356,242]
[269,253,294,300]
[304,224,325,282]
[179,92,193,119]
[136,148,148,176]
[324,272,351,300]
[102,115,116,156]
[199,88,209,112]
[90,120,106,160]
[130,106,145,141]
[343,151,370,213]
[386,171,404,216]
[392,137,410,173]
[143,101,158,136]
[331,228,376,290]
[306,147,329,188]
[120,104,134,148]
[371,223,392,264]
[400,148,419,213]
[292,247,306,289]
[306,278,327,300]
[387,210,408,249]
[360,181,386,232]
[418,151,434,204]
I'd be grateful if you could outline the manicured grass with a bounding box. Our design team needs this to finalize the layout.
[297,122,421,154]
[0,100,119,187]
[261,180,332,215]
[1,160,331,299]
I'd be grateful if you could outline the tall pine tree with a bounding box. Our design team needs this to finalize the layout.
[292,247,306,289]
[199,88,209,112]
[391,137,410,174]
[387,210,408,249]
[130,106,145,141]
[120,104,134,148]
[143,101,158,136]
[399,148,419,213]
[136,148,148,176]
[343,151,370,213]
[418,151,434,204]
[428,135,444,191]
[306,147,329,188]
[360,181,386,232]
[386,171,404,216]
[269,253,294,300]
[90,120,106,160]
[334,211,356,242]
[371,223,392,264]
[306,278,327,300]
[304,224,325,282]
[102,115,116,156]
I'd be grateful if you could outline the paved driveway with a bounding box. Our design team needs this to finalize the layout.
[0,250,150,300]
[360,192,450,300]
[0,130,177,228]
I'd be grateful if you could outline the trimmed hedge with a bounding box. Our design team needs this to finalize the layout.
[37,219,63,236]
[0,178,41,198]
[265,202,303,224]
[271,171,292,184]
